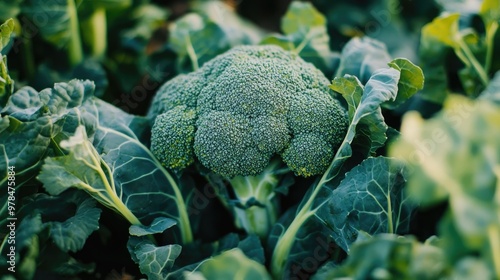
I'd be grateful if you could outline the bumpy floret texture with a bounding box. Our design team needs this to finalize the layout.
[149,45,348,177]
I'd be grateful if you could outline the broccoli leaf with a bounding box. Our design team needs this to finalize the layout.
[128,218,181,279]
[17,191,101,253]
[0,18,14,52]
[22,0,83,65]
[38,124,194,243]
[312,234,447,280]
[184,249,272,280]
[386,58,425,109]
[335,37,393,84]
[0,18,14,108]
[331,67,399,155]
[390,95,500,271]
[317,157,413,252]
[0,190,101,277]
[167,234,265,279]
[261,1,335,75]
[169,13,228,72]
[0,80,97,234]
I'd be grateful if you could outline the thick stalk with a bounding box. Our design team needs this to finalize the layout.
[229,170,280,238]
[67,0,83,66]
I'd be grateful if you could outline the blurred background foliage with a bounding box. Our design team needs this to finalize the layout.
[1,0,439,115]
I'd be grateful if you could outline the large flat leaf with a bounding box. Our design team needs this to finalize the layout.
[38,124,194,243]
[261,1,334,75]
[335,37,392,84]
[128,218,181,279]
[318,157,413,252]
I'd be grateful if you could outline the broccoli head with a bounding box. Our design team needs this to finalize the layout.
[149,45,348,178]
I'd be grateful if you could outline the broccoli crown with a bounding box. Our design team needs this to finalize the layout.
[149,45,348,177]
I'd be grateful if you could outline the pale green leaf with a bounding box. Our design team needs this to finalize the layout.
[189,249,272,280]
[312,234,447,279]
[421,14,461,48]
[335,37,392,84]
[0,18,14,52]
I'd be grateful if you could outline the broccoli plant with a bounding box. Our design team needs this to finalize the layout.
[148,45,348,237]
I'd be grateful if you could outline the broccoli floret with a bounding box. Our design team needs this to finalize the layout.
[149,45,348,177]
[151,105,196,169]
[149,45,348,237]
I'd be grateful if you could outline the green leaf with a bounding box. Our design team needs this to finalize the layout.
[330,75,363,121]
[90,98,151,143]
[127,219,182,280]
[261,1,334,75]
[281,1,326,35]
[169,13,227,72]
[129,217,177,237]
[480,0,500,25]
[318,157,414,252]
[421,14,460,48]
[332,67,400,155]
[167,234,266,279]
[1,191,100,277]
[390,95,500,277]
[0,18,14,52]
[0,81,100,234]
[21,191,101,253]
[186,248,272,280]
[335,37,392,84]
[22,0,83,65]
[0,117,52,234]
[386,58,425,109]
[38,123,193,243]
[136,243,182,279]
[313,234,448,279]
[0,18,14,107]
[193,1,263,46]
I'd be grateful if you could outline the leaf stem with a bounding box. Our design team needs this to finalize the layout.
[185,35,199,71]
[485,21,498,74]
[67,0,83,66]
[85,140,142,225]
[98,126,194,244]
[456,38,489,86]
[488,225,500,279]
